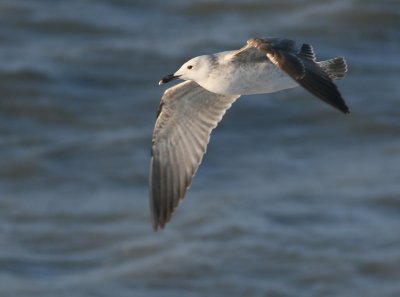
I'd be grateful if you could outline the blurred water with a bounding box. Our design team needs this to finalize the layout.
[1,0,400,296]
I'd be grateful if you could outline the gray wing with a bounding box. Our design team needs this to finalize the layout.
[150,81,240,230]
[236,38,350,114]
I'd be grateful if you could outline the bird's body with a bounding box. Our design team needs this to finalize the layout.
[151,37,350,230]
[192,50,297,95]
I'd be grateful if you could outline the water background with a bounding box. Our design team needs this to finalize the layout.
[1,0,400,296]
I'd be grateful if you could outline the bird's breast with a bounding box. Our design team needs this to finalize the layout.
[201,61,298,96]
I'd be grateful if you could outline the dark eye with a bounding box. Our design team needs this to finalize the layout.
[187,65,193,69]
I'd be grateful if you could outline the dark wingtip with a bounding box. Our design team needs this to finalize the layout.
[337,102,351,114]
[341,108,351,115]
[152,223,160,232]
[329,99,350,115]
[151,216,165,231]
[338,95,351,114]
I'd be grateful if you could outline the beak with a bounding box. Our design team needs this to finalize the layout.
[159,74,181,85]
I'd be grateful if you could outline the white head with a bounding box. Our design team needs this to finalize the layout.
[159,56,210,85]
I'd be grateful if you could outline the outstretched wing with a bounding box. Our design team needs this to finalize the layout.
[151,81,240,230]
[238,38,350,114]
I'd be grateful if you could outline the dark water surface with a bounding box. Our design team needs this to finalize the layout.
[1,0,400,296]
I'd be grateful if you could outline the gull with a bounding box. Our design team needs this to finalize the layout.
[150,37,349,230]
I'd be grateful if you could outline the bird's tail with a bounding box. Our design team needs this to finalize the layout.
[318,57,347,80]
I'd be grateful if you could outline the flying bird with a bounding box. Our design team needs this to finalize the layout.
[150,37,349,230]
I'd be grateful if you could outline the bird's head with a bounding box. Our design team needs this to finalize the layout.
[159,56,209,85]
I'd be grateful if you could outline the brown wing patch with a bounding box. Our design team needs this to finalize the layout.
[246,37,350,114]
[248,38,305,80]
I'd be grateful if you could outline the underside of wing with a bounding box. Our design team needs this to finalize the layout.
[150,81,240,230]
